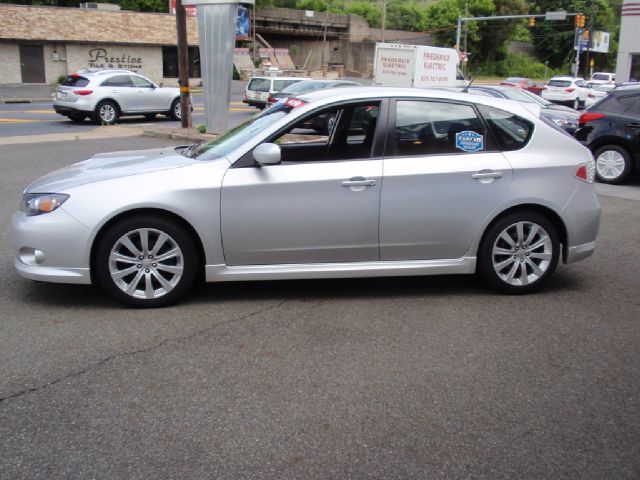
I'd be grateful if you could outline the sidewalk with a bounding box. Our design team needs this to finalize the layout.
[0,84,53,103]
[142,126,214,142]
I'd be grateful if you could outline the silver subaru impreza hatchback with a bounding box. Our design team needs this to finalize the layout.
[12,88,601,307]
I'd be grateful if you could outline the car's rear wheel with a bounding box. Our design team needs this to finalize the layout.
[479,211,560,294]
[95,215,198,307]
[95,100,119,125]
[169,99,182,121]
[594,145,632,184]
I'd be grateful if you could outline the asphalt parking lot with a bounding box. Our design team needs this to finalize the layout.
[1,137,639,479]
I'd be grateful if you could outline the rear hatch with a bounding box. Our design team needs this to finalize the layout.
[55,74,92,103]
[245,77,270,102]
[544,79,573,98]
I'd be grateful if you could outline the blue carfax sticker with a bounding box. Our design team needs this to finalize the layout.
[455,130,484,152]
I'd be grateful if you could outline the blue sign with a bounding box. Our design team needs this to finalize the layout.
[237,6,250,39]
[455,130,483,152]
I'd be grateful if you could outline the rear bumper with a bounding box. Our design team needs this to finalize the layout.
[53,105,93,116]
[243,99,266,108]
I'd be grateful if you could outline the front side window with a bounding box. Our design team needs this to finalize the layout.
[270,102,381,162]
[477,105,533,151]
[387,100,486,157]
[130,75,153,88]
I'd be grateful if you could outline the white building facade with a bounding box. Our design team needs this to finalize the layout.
[616,0,640,82]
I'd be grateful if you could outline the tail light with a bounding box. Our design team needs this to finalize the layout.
[565,87,576,92]
[74,89,93,96]
[575,161,595,183]
[578,112,605,125]
[267,94,276,103]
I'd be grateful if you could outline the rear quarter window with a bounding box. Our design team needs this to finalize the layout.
[477,105,534,151]
[595,94,640,113]
[62,75,89,87]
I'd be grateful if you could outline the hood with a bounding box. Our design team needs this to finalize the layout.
[546,103,579,113]
[26,146,200,193]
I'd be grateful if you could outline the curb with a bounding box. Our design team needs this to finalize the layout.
[0,97,52,104]
[142,128,214,143]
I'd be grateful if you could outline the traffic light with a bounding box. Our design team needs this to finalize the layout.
[575,14,586,28]
[529,16,535,27]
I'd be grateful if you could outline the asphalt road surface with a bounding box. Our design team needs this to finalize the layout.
[0,81,256,137]
[1,137,639,479]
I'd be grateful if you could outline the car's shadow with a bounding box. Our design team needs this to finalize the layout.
[14,268,588,310]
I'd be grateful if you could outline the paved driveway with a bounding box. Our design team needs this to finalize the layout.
[0,137,639,479]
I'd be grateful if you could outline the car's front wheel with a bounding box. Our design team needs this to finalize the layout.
[95,215,198,307]
[593,144,632,184]
[478,211,560,294]
[95,100,119,125]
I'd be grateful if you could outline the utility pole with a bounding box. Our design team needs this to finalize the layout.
[321,4,328,67]
[175,0,191,128]
[585,0,596,78]
[381,0,387,42]
[463,0,468,74]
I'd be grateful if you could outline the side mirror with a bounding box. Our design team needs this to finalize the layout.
[158,82,163,88]
[253,143,281,166]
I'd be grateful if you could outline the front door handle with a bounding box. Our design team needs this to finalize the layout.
[341,179,376,187]
[472,171,503,179]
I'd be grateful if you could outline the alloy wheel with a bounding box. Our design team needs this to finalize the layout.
[99,104,116,123]
[596,149,626,181]
[491,221,553,287]
[108,228,184,300]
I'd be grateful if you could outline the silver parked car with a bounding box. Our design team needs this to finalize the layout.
[53,68,184,124]
[13,88,601,307]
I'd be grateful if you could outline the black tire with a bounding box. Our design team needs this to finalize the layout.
[94,215,198,308]
[168,98,182,121]
[478,211,560,294]
[593,144,632,185]
[68,113,86,123]
[144,113,157,120]
[94,100,119,125]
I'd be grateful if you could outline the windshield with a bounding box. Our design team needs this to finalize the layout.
[516,88,553,106]
[505,77,524,83]
[282,81,328,94]
[185,102,297,159]
[273,79,301,91]
[499,87,541,104]
[593,84,615,92]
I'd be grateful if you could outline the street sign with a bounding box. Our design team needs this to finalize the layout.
[545,11,567,21]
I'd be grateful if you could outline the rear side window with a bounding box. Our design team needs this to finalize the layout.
[477,105,533,151]
[595,94,640,113]
[273,79,300,91]
[101,75,133,87]
[387,100,488,157]
[548,80,571,88]
[62,75,89,87]
[248,78,270,92]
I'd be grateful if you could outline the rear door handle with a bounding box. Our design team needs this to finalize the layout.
[627,122,640,128]
[342,179,376,187]
[472,171,503,179]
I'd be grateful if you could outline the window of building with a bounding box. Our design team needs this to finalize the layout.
[162,46,201,78]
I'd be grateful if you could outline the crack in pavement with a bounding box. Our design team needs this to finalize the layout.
[0,299,287,404]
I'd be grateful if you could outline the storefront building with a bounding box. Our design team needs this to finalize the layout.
[0,4,201,85]
[616,0,640,82]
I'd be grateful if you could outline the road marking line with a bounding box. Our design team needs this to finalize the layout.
[0,110,56,114]
[0,118,45,123]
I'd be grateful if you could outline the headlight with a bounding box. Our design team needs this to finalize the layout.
[551,118,569,127]
[21,193,69,216]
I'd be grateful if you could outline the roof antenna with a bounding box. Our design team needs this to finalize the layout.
[462,74,476,93]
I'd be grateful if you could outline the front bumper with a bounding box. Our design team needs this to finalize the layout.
[12,208,92,284]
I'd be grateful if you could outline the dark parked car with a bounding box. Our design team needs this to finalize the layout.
[574,88,640,184]
[450,85,581,135]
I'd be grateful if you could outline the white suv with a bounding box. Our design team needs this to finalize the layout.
[541,76,590,109]
[53,69,184,124]
[590,72,616,85]
[243,76,303,109]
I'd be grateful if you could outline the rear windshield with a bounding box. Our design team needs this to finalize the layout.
[548,80,571,88]
[62,75,89,87]
[591,73,610,81]
[273,79,301,91]
[248,78,270,92]
[505,77,524,83]
[282,81,327,94]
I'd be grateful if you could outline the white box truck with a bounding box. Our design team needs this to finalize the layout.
[373,43,466,88]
